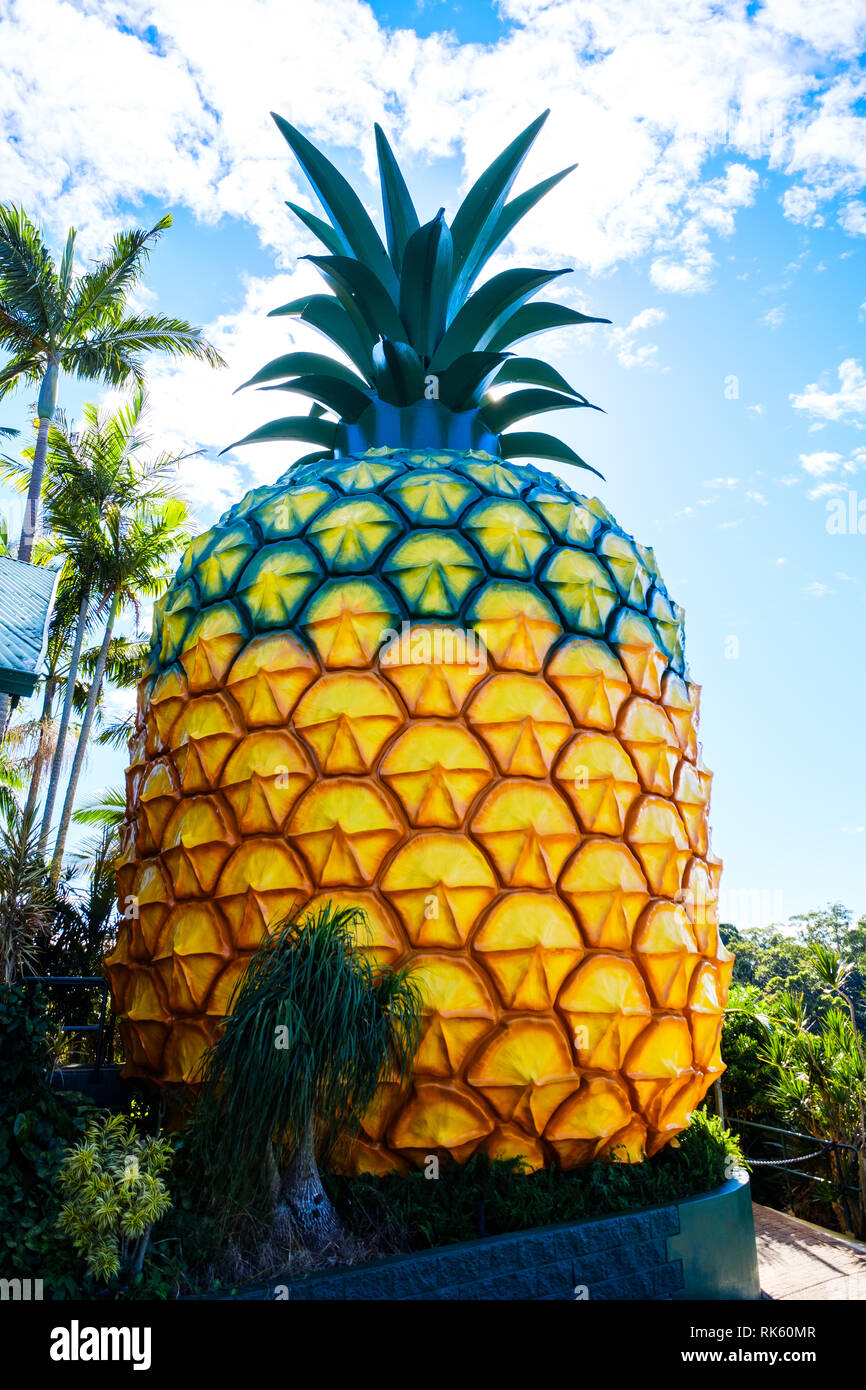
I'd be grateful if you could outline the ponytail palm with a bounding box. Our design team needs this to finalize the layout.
[190,903,423,1248]
[0,206,224,562]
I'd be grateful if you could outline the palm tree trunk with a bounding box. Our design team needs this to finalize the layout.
[23,673,57,822]
[51,588,118,882]
[17,359,58,564]
[278,1119,342,1250]
[39,587,89,855]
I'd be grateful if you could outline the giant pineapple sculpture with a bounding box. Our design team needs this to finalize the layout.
[107,111,731,1174]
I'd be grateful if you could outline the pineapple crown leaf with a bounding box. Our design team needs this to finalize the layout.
[225,112,611,476]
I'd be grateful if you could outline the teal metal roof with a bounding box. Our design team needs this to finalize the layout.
[0,556,60,698]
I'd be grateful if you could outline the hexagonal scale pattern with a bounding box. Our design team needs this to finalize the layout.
[108,445,725,1174]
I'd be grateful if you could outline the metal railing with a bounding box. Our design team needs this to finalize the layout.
[22,976,112,1079]
[727,1114,861,1233]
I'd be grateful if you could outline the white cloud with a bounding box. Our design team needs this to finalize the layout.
[746,403,765,416]
[807,481,848,498]
[804,581,832,597]
[799,450,842,475]
[702,477,740,489]
[791,359,866,424]
[746,490,768,505]
[762,306,786,328]
[0,0,863,288]
[608,307,667,368]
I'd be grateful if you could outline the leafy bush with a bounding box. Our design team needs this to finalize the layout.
[0,983,91,1297]
[327,1111,743,1252]
[57,1112,173,1282]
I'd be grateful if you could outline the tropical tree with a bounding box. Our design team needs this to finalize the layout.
[47,467,191,880]
[2,392,186,859]
[190,904,423,1248]
[742,942,866,1237]
[0,805,58,983]
[0,206,223,563]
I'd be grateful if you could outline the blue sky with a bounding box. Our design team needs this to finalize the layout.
[1,0,865,926]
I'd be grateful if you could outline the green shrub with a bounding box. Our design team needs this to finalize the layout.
[57,1113,173,1282]
[328,1111,744,1251]
[0,983,91,1297]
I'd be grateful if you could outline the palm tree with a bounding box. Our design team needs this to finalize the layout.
[49,463,191,881]
[3,393,192,866]
[0,206,223,563]
[190,903,423,1249]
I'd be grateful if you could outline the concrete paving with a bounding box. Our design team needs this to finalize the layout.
[754,1203,866,1300]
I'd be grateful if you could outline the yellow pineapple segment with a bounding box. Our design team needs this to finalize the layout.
[381,833,497,947]
[412,955,496,1075]
[226,633,317,726]
[610,610,668,698]
[546,637,630,729]
[628,796,691,897]
[617,697,680,796]
[545,1077,634,1166]
[219,730,313,834]
[179,603,246,693]
[215,839,311,946]
[467,582,562,671]
[466,1016,579,1133]
[632,899,700,1008]
[688,960,726,1072]
[555,731,641,834]
[466,674,572,776]
[557,954,651,1068]
[471,781,578,887]
[380,622,487,715]
[380,723,492,826]
[302,578,397,667]
[388,1082,493,1165]
[293,672,404,773]
[288,780,403,885]
[473,893,583,1010]
[167,693,244,793]
[560,840,649,948]
[137,758,179,854]
[161,795,237,898]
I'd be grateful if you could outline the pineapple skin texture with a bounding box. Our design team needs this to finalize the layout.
[108,446,731,1173]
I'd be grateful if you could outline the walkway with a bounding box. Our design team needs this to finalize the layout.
[754,1203,866,1300]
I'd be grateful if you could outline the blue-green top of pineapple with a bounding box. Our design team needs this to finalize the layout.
[227,111,610,474]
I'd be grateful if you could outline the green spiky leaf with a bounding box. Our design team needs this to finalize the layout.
[263,372,371,421]
[267,294,374,377]
[224,414,340,454]
[498,429,604,478]
[237,351,371,393]
[305,255,405,344]
[399,211,453,360]
[488,301,610,351]
[285,201,347,257]
[373,338,425,406]
[481,386,589,433]
[480,165,577,268]
[430,267,569,369]
[491,355,595,402]
[272,113,399,299]
[449,111,549,311]
[375,125,420,276]
[436,351,510,412]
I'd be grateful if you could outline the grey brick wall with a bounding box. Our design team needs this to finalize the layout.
[251,1202,684,1301]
